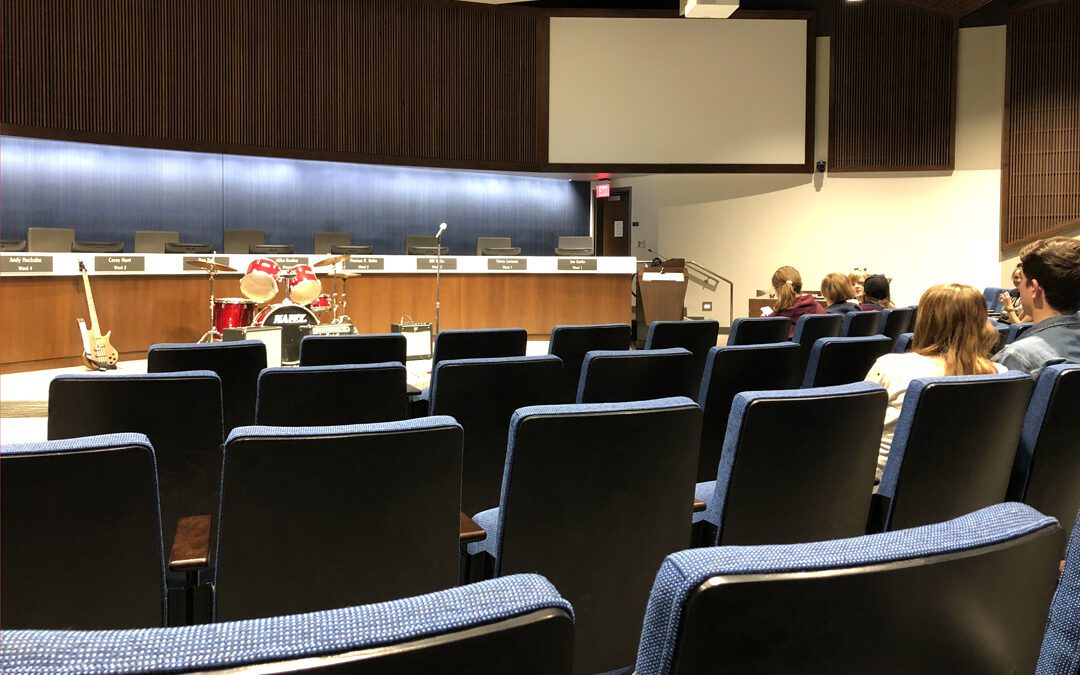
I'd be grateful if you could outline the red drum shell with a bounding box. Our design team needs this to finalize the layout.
[212,298,256,332]
[287,264,322,305]
[308,294,333,314]
[241,258,281,303]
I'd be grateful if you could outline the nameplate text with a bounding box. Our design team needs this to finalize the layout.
[0,256,53,273]
[557,258,598,271]
[487,258,527,271]
[417,257,457,271]
[95,256,145,272]
[345,257,385,271]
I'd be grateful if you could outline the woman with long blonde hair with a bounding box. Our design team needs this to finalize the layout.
[864,284,1005,482]
[766,266,824,337]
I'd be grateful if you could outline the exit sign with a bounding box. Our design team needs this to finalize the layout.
[595,182,611,198]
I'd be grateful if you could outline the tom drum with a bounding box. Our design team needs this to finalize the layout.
[287,264,322,305]
[213,298,256,332]
[241,258,281,303]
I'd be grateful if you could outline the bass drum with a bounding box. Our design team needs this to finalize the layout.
[253,304,319,364]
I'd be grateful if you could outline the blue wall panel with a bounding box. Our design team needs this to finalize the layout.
[1,137,590,255]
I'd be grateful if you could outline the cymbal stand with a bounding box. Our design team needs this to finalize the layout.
[334,265,353,325]
[279,268,296,305]
[197,267,222,343]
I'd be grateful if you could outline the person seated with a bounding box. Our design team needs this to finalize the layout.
[861,274,895,311]
[997,262,1032,324]
[865,284,1006,482]
[848,269,869,304]
[993,237,1080,378]
[763,266,825,337]
[821,273,863,315]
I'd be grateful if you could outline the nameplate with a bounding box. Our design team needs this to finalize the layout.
[487,258,527,271]
[345,257,385,271]
[416,257,457,270]
[183,256,230,270]
[95,255,145,272]
[557,258,597,271]
[1,255,53,273]
[269,256,308,266]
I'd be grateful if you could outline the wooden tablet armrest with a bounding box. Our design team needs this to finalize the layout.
[460,512,486,544]
[407,384,422,396]
[169,515,212,572]
[693,498,706,513]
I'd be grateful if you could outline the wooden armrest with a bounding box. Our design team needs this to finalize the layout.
[693,498,706,513]
[406,384,422,396]
[460,512,486,544]
[169,515,212,572]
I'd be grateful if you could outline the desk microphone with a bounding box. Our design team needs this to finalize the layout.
[435,222,447,239]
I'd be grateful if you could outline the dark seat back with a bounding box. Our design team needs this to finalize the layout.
[1009,364,1080,529]
[577,348,697,403]
[2,575,574,675]
[801,335,893,388]
[636,503,1063,675]
[430,356,562,514]
[492,398,702,674]
[432,328,528,368]
[548,323,631,402]
[879,307,915,349]
[875,372,1034,532]
[704,382,886,546]
[840,310,882,337]
[1,433,166,629]
[299,333,407,366]
[792,313,843,380]
[1038,510,1080,673]
[893,331,915,352]
[48,372,223,554]
[256,362,407,426]
[727,317,790,346]
[215,417,463,621]
[696,343,801,483]
[148,341,266,433]
[644,320,720,392]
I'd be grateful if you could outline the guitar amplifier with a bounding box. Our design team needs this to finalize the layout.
[223,326,283,368]
[391,322,433,360]
[297,323,356,337]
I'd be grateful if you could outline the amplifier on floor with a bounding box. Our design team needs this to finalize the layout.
[223,326,283,368]
[297,323,356,338]
[391,321,433,360]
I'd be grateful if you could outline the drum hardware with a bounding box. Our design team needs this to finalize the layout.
[327,265,357,325]
[186,258,236,273]
[194,258,239,343]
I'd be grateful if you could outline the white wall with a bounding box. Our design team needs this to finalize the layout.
[615,27,1011,323]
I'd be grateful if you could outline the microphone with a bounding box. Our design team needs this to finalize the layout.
[435,222,447,239]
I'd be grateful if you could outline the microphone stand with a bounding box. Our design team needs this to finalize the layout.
[434,224,446,339]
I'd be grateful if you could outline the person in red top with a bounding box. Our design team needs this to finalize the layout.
[766,265,825,337]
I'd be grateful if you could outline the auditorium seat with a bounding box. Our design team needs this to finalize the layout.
[1007,321,1032,344]
[164,242,213,254]
[1,433,167,629]
[214,417,463,621]
[249,243,293,254]
[148,341,266,433]
[644,319,720,393]
[1007,363,1080,531]
[695,343,801,483]
[1038,509,1080,674]
[430,355,562,514]
[984,286,1011,312]
[2,574,574,675]
[27,227,75,252]
[48,371,224,562]
[1,238,28,251]
[893,331,915,352]
[476,236,522,255]
[548,323,632,403]
[791,313,843,381]
[467,398,701,674]
[694,382,886,547]
[840,309,882,337]
[405,235,448,255]
[256,362,407,426]
[993,321,1012,352]
[314,231,350,253]
[726,316,790,346]
[577,348,697,403]
[878,306,915,350]
[634,503,1062,675]
[871,371,1034,532]
[134,230,180,253]
[411,328,529,417]
[223,229,265,254]
[554,236,594,256]
[801,335,893,388]
[299,333,407,366]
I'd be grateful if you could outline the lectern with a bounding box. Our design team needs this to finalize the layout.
[636,258,688,325]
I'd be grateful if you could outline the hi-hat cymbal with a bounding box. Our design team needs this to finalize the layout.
[313,253,350,268]
[186,259,237,273]
[330,271,362,279]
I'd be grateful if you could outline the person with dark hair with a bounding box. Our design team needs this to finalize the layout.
[861,275,895,311]
[820,273,862,315]
[997,263,1031,324]
[993,237,1080,378]
[764,266,825,337]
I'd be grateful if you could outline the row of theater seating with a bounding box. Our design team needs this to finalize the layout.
[0,229,597,256]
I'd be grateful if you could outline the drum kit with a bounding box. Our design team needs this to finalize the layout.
[191,253,357,343]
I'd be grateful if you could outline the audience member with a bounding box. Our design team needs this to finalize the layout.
[861,274,895,311]
[821,273,863,315]
[997,263,1032,324]
[848,269,869,304]
[993,237,1080,378]
[764,266,825,337]
[865,284,1005,482]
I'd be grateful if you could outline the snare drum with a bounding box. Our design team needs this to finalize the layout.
[308,293,333,314]
[240,258,281,303]
[253,303,319,364]
[213,298,256,332]
[287,264,322,305]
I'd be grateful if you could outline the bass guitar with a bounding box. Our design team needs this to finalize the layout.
[77,260,119,370]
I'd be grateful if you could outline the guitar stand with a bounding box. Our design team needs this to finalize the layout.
[197,269,222,343]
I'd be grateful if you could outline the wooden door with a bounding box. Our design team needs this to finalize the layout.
[596,187,631,256]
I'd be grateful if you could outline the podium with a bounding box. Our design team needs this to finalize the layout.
[636,258,688,325]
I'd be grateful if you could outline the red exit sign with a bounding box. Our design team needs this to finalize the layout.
[595,182,611,198]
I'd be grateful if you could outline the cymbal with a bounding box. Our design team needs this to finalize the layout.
[313,253,350,268]
[186,258,237,273]
[329,271,362,279]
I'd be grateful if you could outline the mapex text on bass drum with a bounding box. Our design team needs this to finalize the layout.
[253,304,318,363]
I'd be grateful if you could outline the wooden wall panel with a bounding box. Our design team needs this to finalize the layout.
[1,0,546,170]
[829,0,957,171]
[1001,0,1080,250]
